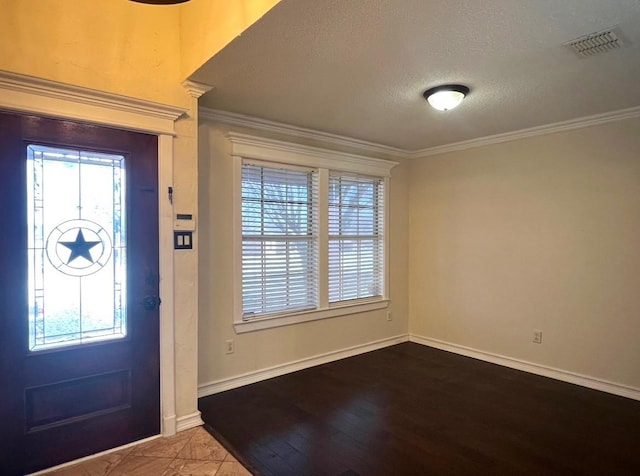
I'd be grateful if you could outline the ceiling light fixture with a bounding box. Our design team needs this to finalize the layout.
[423,84,470,111]
[130,0,190,5]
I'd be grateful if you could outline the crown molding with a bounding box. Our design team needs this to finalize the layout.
[200,107,407,159]
[182,80,213,99]
[201,103,640,160]
[409,105,640,158]
[0,70,186,135]
[227,132,398,177]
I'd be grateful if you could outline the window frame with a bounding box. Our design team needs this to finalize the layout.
[230,133,397,333]
[240,160,319,318]
[327,171,385,305]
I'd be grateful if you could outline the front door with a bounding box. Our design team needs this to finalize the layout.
[0,112,160,475]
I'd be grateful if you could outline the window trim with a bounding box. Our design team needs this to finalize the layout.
[230,133,397,333]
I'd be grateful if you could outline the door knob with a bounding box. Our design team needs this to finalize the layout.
[142,295,161,310]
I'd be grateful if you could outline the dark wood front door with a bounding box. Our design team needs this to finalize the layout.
[0,112,160,475]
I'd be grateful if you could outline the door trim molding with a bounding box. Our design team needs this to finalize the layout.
[159,135,177,436]
[0,70,184,135]
[0,70,187,437]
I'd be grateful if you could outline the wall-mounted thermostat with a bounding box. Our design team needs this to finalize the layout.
[174,213,196,231]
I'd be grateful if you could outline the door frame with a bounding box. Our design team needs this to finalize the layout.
[0,70,186,437]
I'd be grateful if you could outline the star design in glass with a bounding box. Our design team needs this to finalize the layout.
[59,229,102,264]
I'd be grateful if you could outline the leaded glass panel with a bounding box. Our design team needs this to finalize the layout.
[27,145,127,351]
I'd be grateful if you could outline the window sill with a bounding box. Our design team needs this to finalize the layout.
[233,299,389,334]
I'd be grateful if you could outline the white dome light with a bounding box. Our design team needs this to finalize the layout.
[423,85,470,111]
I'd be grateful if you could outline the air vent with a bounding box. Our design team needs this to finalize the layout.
[565,27,626,58]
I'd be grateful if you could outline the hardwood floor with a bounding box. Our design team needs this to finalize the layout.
[199,343,640,476]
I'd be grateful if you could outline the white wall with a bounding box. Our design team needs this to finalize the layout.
[409,117,640,389]
[197,124,409,387]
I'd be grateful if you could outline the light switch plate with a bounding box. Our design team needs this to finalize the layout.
[174,231,193,250]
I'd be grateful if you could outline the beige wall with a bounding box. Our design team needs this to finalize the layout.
[181,0,281,77]
[197,125,409,385]
[1,0,188,108]
[409,117,640,388]
[1,0,281,100]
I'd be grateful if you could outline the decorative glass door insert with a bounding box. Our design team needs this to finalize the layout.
[27,145,126,351]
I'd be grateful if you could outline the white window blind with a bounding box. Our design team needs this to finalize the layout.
[328,173,384,303]
[241,162,318,318]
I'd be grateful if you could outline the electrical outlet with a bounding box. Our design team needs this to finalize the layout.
[225,339,234,354]
[387,311,393,321]
[533,330,543,344]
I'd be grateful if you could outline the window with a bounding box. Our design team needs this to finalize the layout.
[231,133,396,332]
[241,162,318,317]
[27,145,127,351]
[329,173,384,303]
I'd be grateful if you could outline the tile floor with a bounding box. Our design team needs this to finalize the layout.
[42,427,253,476]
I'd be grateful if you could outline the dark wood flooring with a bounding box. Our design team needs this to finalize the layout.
[199,343,640,476]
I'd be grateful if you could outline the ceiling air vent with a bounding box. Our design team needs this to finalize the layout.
[565,27,626,58]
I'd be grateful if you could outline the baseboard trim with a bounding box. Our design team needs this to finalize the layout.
[176,411,204,432]
[198,334,409,398]
[409,334,640,401]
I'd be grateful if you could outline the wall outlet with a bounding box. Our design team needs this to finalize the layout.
[533,330,543,344]
[387,311,393,321]
[225,339,234,354]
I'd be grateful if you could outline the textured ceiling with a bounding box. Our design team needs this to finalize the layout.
[193,0,640,151]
